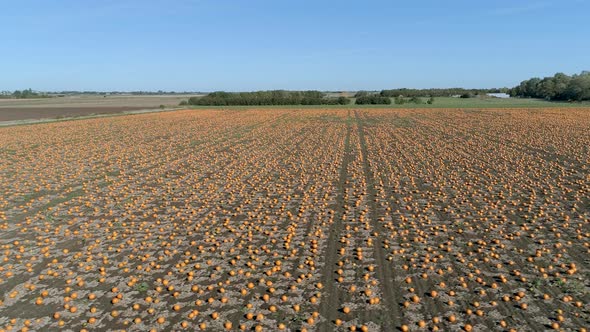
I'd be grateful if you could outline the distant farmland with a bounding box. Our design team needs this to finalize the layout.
[0,94,196,122]
[2,94,590,123]
[0,108,588,331]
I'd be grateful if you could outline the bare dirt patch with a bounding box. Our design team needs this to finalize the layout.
[0,107,151,121]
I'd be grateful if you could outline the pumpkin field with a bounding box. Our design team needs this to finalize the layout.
[0,108,588,332]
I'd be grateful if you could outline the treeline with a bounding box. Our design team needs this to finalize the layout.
[1,89,196,98]
[55,90,202,95]
[354,95,436,105]
[509,71,590,101]
[0,89,51,99]
[355,95,392,104]
[377,88,506,98]
[185,91,350,106]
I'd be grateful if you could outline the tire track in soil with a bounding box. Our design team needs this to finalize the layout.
[354,110,401,331]
[318,111,352,332]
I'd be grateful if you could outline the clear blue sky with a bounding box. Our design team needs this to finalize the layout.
[1,0,588,91]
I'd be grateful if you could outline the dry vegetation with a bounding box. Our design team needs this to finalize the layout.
[0,108,588,331]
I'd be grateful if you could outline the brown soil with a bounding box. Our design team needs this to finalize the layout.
[0,107,151,121]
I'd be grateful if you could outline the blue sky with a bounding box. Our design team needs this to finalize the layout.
[1,0,588,91]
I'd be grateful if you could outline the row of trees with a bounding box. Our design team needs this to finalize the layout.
[184,92,441,106]
[377,88,506,98]
[509,71,590,101]
[355,95,392,104]
[0,89,50,99]
[354,95,436,105]
[185,91,350,106]
[55,90,203,95]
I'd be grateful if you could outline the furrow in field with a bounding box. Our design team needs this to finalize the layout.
[354,110,401,330]
[317,111,352,332]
